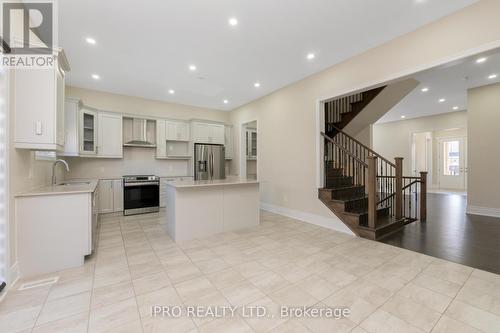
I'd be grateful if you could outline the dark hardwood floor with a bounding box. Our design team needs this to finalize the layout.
[380,193,500,274]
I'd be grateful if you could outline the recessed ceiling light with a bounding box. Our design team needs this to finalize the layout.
[453,106,459,110]
[223,99,229,104]
[91,74,100,80]
[421,87,429,92]
[189,65,197,71]
[476,57,487,64]
[488,74,498,79]
[168,89,175,94]
[254,82,261,88]
[439,98,446,103]
[85,37,96,45]
[228,17,238,26]
[306,53,315,60]
[401,115,406,119]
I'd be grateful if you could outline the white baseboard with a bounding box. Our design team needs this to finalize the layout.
[260,202,355,235]
[0,262,19,303]
[467,205,500,218]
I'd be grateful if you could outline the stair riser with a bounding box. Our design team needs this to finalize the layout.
[326,176,353,188]
[325,166,343,177]
[330,187,365,200]
[344,197,368,213]
[358,207,391,226]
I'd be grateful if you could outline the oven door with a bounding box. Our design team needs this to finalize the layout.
[123,183,160,215]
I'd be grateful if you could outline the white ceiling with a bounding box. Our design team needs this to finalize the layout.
[59,0,477,111]
[378,48,500,123]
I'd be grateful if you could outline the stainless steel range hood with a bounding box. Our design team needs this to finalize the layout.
[123,118,156,148]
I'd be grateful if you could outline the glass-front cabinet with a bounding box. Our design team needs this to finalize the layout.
[246,128,257,159]
[79,108,98,155]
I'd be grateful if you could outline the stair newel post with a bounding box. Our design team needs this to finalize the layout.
[395,157,403,220]
[420,171,428,222]
[367,156,377,229]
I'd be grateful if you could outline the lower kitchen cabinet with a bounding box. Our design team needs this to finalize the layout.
[160,177,193,207]
[99,179,124,213]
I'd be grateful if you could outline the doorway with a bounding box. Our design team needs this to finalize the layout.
[438,136,467,190]
[411,132,432,178]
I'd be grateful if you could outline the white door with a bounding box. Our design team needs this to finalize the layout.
[176,122,190,141]
[165,121,177,141]
[112,179,123,212]
[439,137,467,190]
[193,123,211,143]
[412,132,432,178]
[156,119,167,158]
[210,125,225,144]
[98,180,114,213]
[98,113,123,158]
[80,109,98,155]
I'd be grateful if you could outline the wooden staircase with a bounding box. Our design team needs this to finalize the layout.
[319,88,428,240]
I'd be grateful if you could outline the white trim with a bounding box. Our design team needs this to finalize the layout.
[0,262,19,303]
[466,206,500,218]
[260,202,355,235]
[314,41,500,105]
[315,100,326,189]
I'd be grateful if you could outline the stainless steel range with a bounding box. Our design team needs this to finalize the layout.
[123,175,160,216]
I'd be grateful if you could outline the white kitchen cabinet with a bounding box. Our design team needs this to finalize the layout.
[16,183,98,278]
[112,179,123,212]
[246,128,257,159]
[13,52,70,151]
[225,125,233,160]
[192,122,225,144]
[61,98,81,156]
[156,119,167,159]
[97,112,123,158]
[98,180,114,213]
[166,121,190,141]
[79,108,98,156]
[99,179,124,213]
[160,176,194,207]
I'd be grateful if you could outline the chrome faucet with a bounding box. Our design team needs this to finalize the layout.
[52,159,69,185]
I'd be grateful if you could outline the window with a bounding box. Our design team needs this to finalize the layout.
[443,140,460,176]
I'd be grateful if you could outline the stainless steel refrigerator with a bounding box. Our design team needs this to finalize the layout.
[194,144,226,180]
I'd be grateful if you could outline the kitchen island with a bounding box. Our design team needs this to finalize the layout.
[165,178,260,242]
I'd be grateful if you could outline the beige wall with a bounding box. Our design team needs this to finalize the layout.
[64,87,232,179]
[229,0,499,229]
[373,111,468,186]
[468,83,500,211]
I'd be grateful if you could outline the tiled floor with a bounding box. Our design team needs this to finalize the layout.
[1,210,500,332]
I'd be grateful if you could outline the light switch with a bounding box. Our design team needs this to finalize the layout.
[35,121,42,135]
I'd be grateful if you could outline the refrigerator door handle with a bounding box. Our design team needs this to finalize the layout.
[210,152,214,179]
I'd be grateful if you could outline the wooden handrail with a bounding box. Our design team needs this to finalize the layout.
[321,132,368,167]
[327,124,396,168]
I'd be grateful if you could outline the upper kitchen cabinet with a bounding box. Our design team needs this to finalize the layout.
[246,128,257,159]
[156,119,167,159]
[192,121,224,144]
[79,108,98,156]
[225,125,234,160]
[13,50,70,151]
[61,97,81,157]
[97,112,123,158]
[166,121,190,141]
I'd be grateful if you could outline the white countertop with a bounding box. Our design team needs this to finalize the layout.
[165,177,259,188]
[15,179,99,198]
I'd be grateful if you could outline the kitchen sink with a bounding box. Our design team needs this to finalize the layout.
[58,181,91,186]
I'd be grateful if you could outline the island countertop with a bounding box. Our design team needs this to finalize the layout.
[165,177,259,188]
